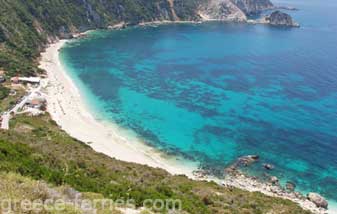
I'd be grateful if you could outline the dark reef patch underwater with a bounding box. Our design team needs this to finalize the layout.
[60,0,337,208]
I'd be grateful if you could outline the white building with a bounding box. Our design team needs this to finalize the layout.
[18,77,40,84]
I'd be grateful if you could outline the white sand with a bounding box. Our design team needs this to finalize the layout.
[39,40,199,178]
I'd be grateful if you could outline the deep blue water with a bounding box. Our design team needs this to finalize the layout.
[60,0,337,207]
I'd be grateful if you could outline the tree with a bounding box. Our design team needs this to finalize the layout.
[0,27,6,43]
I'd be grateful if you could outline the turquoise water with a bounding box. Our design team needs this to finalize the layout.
[60,0,337,208]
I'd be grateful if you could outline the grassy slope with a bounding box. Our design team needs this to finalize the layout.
[0,85,25,112]
[0,114,311,214]
[0,172,127,213]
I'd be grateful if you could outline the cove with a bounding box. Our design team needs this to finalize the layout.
[60,0,337,207]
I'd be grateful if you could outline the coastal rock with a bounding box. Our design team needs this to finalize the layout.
[307,193,328,209]
[263,163,274,170]
[224,166,237,175]
[294,191,305,200]
[269,176,279,185]
[286,181,296,192]
[265,10,299,27]
[237,155,259,167]
[270,186,279,193]
[224,155,259,175]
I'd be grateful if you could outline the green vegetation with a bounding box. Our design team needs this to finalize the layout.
[0,85,9,100]
[0,87,25,112]
[0,172,78,213]
[0,114,311,214]
[0,172,125,213]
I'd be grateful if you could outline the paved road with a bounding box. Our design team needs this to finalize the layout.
[0,95,29,130]
[0,113,9,130]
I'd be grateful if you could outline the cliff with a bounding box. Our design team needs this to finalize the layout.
[198,0,274,21]
[231,0,274,15]
[198,0,247,21]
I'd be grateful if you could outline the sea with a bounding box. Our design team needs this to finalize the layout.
[59,0,337,211]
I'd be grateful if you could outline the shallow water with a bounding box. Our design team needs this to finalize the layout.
[60,0,337,207]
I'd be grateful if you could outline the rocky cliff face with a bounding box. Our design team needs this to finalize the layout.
[231,0,274,15]
[198,0,274,22]
[198,0,247,21]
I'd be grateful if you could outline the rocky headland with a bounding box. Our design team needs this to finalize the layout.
[265,10,300,27]
[247,10,299,27]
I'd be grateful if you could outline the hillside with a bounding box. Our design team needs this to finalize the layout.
[0,0,204,77]
[0,114,311,213]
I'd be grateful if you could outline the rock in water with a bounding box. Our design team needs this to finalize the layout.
[285,181,296,192]
[224,155,259,176]
[263,163,274,170]
[269,176,279,185]
[266,10,299,27]
[307,193,328,209]
[238,155,259,166]
[294,192,304,199]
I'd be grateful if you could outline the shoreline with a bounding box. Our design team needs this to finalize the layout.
[39,36,330,214]
[39,39,200,178]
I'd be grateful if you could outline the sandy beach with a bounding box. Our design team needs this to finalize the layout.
[39,39,199,178]
[39,38,332,214]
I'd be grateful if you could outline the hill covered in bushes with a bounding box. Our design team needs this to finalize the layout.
[0,0,203,76]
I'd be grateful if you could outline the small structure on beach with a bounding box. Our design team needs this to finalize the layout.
[19,77,41,84]
[11,76,41,85]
